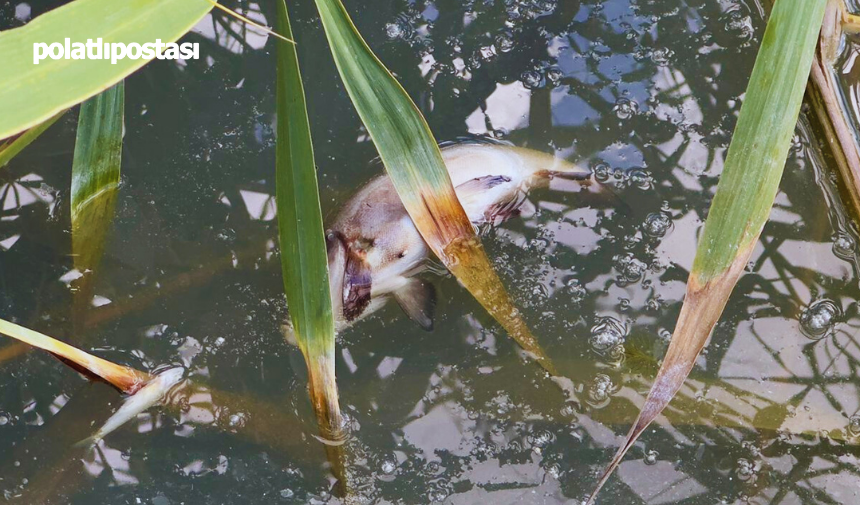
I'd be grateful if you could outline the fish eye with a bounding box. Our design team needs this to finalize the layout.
[398,250,407,259]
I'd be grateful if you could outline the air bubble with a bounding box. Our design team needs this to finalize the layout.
[380,459,397,475]
[613,253,647,285]
[628,169,653,190]
[520,70,543,89]
[546,67,563,85]
[650,47,673,66]
[495,34,514,53]
[385,22,404,39]
[586,374,617,408]
[644,212,672,237]
[833,233,856,260]
[848,415,860,436]
[736,458,757,481]
[592,163,611,182]
[528,429,554,448]
[799,299,840,339]
[613,98,639,119]
[644,450,658,465]
[589,317,627,353]
[565,279,586,303]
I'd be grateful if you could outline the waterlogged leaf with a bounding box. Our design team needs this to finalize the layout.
[0,111,66,168]
[588,0,828,501]
[274,0,344,444]
[312,0,557,375]
[71,81,124,278]
[0,0,211,140]
[0,318,149,394]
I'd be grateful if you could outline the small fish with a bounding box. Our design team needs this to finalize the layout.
[284,140,600,343]
[75,367,185,448]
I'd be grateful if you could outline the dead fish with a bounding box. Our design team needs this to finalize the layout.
[282,140,599,345]
[303,139,598,338]
[74,367,185,448]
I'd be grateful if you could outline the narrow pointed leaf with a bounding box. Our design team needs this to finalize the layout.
[588,0,827,501]
[0,0,211,140]
[71,81,124,277]
[0,318,149,393]
[312,0,556,375]
[274,0,343,441]
[0,111,66,168]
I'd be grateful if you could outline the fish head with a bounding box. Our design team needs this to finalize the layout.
[326,214,428,326]
[361,214,427,291]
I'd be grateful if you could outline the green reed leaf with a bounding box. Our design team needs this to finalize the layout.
[0,111,66,168]
[71,81,124,278]
[587,0,828,501]
[0,0,211,141]
[312,0,556,375]
[274,0,343,439]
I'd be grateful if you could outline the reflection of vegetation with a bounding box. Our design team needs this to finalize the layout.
[2,0,860,504]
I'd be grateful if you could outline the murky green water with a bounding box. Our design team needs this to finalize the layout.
[2,0,860,503]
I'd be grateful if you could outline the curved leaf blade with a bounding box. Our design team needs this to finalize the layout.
[0,318,149,394]
[312,0,556,375]
[274,0,343,439]
[587,0,828,501]
[71,81,124,276]
[0,0,211,140]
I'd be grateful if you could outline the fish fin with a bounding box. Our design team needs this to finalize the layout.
[394,279,436,331]
[455,175,512,195]
[485,192,527,224]
[343,249,372,322]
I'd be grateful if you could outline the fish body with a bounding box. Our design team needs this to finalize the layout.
[75,367,185,448]
[319,141,594,334]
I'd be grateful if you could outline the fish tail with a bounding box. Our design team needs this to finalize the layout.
[534,168,593,184]
[533,163,632,215]
[526,152,593,187]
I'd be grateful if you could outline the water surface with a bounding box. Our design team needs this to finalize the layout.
[1,0,860,503]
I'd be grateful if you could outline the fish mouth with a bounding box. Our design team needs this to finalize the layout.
[325,230,349,321]
[327,230,373,323]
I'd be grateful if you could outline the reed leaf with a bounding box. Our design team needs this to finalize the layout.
[0,111,66,168]
[71,81,124,279]
[0,318,149,393]
[275,0,345,457]
[587,0,828,501]
[312,0,556,375]
[0,0,211,141]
